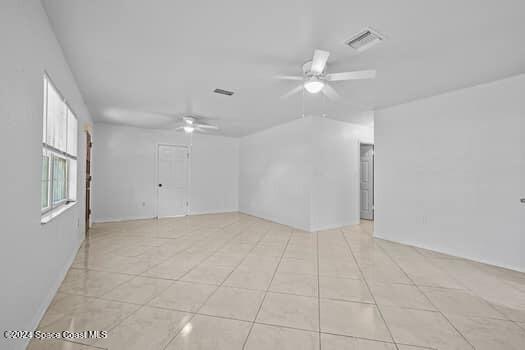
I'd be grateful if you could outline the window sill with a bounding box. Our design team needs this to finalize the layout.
[41,201,77,224]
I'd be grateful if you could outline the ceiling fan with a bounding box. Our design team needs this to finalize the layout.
[174,116,219,134]
[276,49,376,100]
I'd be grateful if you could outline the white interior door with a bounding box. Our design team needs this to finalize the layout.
[157,145,189,218]
[360,144,374,220]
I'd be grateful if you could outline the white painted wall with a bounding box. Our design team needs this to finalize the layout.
[239,117,313,231]
[0,1,93,349]
[311,117,374,231]
[92,123,239,222]
[375,74,524,272]
[239,116,372,232]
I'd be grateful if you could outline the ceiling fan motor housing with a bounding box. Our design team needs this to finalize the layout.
[302,60,326,78]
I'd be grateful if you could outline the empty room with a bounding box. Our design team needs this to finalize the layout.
[1,0,524,349]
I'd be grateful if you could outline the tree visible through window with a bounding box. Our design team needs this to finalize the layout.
[41,74,78,215]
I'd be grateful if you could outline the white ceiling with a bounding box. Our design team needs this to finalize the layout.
[42,0,525,136]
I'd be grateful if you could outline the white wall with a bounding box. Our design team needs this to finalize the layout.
[239,117,313,231]
[0,1,93,349]
[93,123,239,222]
[375,74,524,272]
[239,116,372,232]
[311,117,373,231]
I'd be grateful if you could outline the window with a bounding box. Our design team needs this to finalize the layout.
[41,74,78,216]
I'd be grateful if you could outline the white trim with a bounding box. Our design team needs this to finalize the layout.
[41,201,77,224]
[25,235,83,350]
[373,233,525,273]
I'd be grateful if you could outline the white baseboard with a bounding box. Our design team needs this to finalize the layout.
[373,231,525,273]
[238,209,311,232]
[23,236,84,350]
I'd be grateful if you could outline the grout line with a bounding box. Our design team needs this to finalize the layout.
[241,228,294,349]
[407,243,525,328]
[162,221,275,350]
[375,239,476,349]
[340,228,400,350]
[60,216,252,347]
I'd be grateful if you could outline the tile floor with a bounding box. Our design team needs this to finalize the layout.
[27,213,525,350]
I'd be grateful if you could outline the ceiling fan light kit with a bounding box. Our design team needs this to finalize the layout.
[175,115,219,134]
[304,77,324,94]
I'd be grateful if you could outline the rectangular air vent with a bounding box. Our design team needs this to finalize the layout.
[213,88,234,96]
[346,28,384,52]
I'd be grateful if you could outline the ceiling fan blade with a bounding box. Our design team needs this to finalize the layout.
[275,75,303,81]
[326,70,376,81]
[195,123,219,130]
[322,84,340,101]
[280,84,304,99]
[195,126,211,133]
[311,49,330,74]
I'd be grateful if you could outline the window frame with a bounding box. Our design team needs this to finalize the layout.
[41,73,78,217]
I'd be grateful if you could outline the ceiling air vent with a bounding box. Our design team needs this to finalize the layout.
[213,88,234,96]
[346,28,384,52]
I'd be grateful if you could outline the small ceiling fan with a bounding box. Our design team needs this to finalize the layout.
[174,116,219,134]
[276,49,376,100]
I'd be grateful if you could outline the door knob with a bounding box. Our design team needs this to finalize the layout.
[158,184,163,187]
[521,198,525,203]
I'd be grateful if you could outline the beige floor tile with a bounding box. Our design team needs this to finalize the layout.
[142,259,197,280]
[224,269,274,290]
[380,306,473,349]
[148,281,217,312]
[95,306,191,350]
[447,315,525,350]
[420,286,506,319]
[319,276,373,303]
[38,293,88,328]
[277,257,318,275]
[318,260,362,279]
[368,282,436,310]
[201,253,245,268]
[321,333,396,350]
[200,286,265,321]
[269,272,318,297]
[41,298,140,345]
[27,339,98,350]
[35,215,525,349]
[245,324,319,350]
[320,299,392,341]
[360,265,412,284]
[489,302,525,323]
[180,265,233,285]
[164,314,252,350]
[256,292,319,331]
[58,268,133,297]
[101,276,173,304]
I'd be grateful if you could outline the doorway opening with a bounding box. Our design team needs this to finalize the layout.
[156,144,189,218]
[360,143,374,220]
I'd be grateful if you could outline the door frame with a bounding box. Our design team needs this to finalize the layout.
[155,143,190,218]
[359,142,374,220]
[85,131,92,235]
